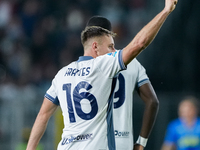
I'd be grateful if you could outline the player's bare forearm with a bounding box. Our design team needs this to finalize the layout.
[122,0,178,65]
[26,98,58,150]
[140,98,159,138]
[137,83,159,138]
[26,114,49,150]
[134,144,144,150]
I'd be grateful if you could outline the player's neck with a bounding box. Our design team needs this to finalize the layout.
[83,49,97,58]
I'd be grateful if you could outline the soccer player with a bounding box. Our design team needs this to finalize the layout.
[161,96,200,150]
[26,0,178,149]
[86,16,159,149]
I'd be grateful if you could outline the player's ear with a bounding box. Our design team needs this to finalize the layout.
[92,41,99,54]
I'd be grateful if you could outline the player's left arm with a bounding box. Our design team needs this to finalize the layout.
[26,97,58,150]
[135,82,159,147]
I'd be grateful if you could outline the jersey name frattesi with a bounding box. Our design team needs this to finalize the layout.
[64,67,91,76]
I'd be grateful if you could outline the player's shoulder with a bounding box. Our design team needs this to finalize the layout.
[129,58,139,64]
[98,50,120,59]
[106,51,118,57]
[94,51,121,64]
[125,58,142,71]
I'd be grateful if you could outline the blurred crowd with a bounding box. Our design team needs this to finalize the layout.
[0,0,149,86]
[0,0,150,149]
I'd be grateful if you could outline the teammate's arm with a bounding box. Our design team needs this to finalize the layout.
[134,83,159,149]
[122,0,178,65]
[26,97,58,150]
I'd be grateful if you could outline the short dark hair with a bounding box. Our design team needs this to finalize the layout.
[86,16,112,31]
[81,26,116,45]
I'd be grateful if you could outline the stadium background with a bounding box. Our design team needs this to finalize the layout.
[0,0,199,149]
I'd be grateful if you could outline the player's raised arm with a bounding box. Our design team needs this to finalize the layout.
[122,0,178,65]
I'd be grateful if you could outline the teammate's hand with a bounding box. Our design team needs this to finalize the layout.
[164,0,178,13]
[133,144,144,150]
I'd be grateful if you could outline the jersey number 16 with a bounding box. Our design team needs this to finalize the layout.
[63,81,98,123]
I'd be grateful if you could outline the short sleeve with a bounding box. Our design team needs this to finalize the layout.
[134,59,149,88]
[45,77,60,105]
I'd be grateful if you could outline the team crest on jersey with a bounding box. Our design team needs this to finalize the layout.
[107,51,117,57]
[61,133,93,145]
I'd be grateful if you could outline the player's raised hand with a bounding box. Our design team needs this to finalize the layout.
[164,0,178,13]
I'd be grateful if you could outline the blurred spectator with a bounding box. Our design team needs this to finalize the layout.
[66,8,84,32]
[0,74,21,150]
[59,46,77,67]
[6,15,24,41]
[20,0,41,38]
[6,40,31,79]
[0,0,12,28]
[0,65,6,82]
[161,96,200,150]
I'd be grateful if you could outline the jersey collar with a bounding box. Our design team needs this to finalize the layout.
[77,56,94,62]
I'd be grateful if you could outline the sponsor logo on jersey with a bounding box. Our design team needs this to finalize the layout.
[65,67,91,76]
[115,130,129,138]
[61,133,93,145]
